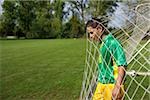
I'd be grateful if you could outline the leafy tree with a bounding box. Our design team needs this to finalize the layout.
[89,0,115,17]
[0,0,115,39]
[29,1,51,39]
[62,22,72,38]
[51,0,65,38]
[70,14,83,38]
[69,0,87,22]
[16,1,37,38]
[1,1,17,37]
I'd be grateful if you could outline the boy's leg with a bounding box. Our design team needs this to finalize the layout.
[93,83,124,100]
[92,83,105,100]
[103,84,124,100]
[103,84,114,100]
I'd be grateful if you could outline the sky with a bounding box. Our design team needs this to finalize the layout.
[0,0,4,15]
[108,0,137,28]
[108,2,128,28]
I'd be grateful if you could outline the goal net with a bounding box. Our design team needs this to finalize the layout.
[80,2,150,100]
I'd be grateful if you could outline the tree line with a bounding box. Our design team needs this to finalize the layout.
[0,0,114,39]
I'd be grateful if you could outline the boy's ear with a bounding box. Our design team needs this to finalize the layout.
[96,25,103,32]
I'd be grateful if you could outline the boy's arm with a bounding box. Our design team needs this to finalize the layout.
[112,66,126,99]
[116,66,126,86]
[111,39,127,99]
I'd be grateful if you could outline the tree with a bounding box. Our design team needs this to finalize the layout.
[69,0,87,23]
[1,1,17,37]
[89,0,115,17]
[0,0,116,39]
[29,1,52,39]
[70,13,84,38]
[16,1,37,38]
[30,8,51,39]
[62,0,87,38]
[50,0,65,38]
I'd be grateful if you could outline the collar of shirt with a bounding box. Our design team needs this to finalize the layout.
[102,33,113,42]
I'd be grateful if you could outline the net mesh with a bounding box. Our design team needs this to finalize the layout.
[80,3,150,100]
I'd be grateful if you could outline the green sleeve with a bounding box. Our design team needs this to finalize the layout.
[111,39,127,67]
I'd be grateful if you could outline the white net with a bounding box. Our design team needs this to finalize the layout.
[80,3,150,100]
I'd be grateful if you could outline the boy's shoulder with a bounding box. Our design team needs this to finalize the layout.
[107,34,122,48]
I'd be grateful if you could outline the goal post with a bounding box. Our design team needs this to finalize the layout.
[80,3,150,100]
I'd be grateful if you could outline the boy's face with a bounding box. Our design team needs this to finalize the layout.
[86,26,103,41]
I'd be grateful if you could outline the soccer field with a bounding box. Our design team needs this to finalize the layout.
[0,39,149,100]
[0,39,86,100]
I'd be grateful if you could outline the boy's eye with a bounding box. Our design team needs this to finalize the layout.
[90,32,93,34]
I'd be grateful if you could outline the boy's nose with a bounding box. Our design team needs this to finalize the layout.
[90,35,93,39]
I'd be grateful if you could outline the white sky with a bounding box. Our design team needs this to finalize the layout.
[0,0,4,15]
[108,2,128,28]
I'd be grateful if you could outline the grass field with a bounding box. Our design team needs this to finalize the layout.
[0,39,149,100]
[0,39,86,100]
[124,40,150,100]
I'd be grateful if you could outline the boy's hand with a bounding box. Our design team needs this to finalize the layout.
[112,84,121,99]
[112,86,119,98]
[112,66,125,99]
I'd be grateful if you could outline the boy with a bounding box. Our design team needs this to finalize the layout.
[86,18,127,100]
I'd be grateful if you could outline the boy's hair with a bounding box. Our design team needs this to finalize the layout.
[86,17,108,31]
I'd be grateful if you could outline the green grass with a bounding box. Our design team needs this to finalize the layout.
[124,40,150,100]
[0,39,149,100]
[0,39,86,100]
